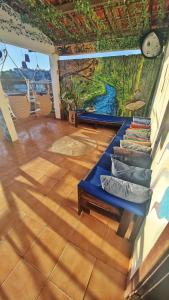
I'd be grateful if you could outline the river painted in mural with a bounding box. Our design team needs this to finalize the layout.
[85,84,117,115]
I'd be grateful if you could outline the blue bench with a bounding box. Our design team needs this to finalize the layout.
[75,112,131,128]
[78,115,150,241]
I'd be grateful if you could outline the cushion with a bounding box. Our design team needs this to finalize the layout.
[120,140,151,153]
[113,146,152,168]
[130,122,151,129]
[111,158,152,187]
[128,128,151,132]
[100,175,152,203]
[123,136,151,147]
[124,134,150,142]
[125,134,150,141]
[133,116,151,125]
[126,129,151,139]
[90,166,111,187]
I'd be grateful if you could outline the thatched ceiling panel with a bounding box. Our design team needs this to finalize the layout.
[2,0,169,54]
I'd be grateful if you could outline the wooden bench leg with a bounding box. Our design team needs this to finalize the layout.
[78,188,83,215]
[117,210,134,238]
[78,202,83,215]
[78,188,90,215]
[129,216,144,242]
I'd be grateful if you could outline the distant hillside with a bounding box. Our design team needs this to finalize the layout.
[0,68,51,93]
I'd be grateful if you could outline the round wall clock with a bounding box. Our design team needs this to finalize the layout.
[141,31,163,58]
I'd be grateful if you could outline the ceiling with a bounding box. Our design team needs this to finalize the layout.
[3,0,169,54]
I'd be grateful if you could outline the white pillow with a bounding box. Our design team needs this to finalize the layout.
[101,175,152,203]
[111,158,152,187]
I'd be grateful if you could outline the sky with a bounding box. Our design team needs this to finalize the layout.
[0,43,141,71]
[59,49,141,60]
[0,44,50,71]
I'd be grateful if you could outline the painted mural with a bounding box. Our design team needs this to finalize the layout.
[59,54,162,118]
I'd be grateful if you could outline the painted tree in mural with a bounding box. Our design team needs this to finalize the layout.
[59,58,98,110]
[59,59,97,81]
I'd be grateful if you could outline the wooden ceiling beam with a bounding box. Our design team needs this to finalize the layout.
[55,0,112,13]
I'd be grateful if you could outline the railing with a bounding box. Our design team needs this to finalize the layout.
[0,79,54,119]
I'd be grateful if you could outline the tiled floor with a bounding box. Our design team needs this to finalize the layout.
[0,117,131,300]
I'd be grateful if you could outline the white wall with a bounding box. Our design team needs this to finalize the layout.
[0,3,62,119]
[0,3,55,54]
[130,40,169,278]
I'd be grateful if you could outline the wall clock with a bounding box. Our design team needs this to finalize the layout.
[141,31,163,58]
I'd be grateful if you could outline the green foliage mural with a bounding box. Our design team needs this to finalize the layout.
[59,54,162,118]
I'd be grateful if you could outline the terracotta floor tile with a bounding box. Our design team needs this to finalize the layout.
[28,190,62,213]
[84,260,126,300]
[0,186,7,210]
[70,214,108,258]
[0,240,20,285]
[10,186,63,226]
[20,168,44,181]
[37,280,73,300]
[48,189,78,213]
[20,157,47,172]
[48,205,80,240]
[58,173,79,188]
[4,215,45,256]
[90,210,110,226]
[10,191,48,226]
[0,260,46,300]
[51,181,74,198]
[107,218,119,232]
[42,152,65,166]
[99,227,131,274]
[67,157,94,170]
[70,164,89,177]
[37,175,58,195]
[58,159,76,170]
[7,181,41,213]
[0,175,16,189]
[50,243,95,300]
[61,189,78,210]
[25,226,67,276]
[0,208,22,239]
[48,167,69,180]
[14,174,36,187]
[0,118,130,299]
[70,170,86,181]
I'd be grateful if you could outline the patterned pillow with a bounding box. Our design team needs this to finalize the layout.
[123,136,151,147]
[126,129,151,139]
[129,128,151,133]
[130,122,151,129]
[120,140,151,153]
[124,134,150,142]
[111,158,152,187]
[113,146,151,168]
[133,116,151,125]
[100,175,152,203]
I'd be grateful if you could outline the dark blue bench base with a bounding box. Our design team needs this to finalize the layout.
[75,112,131,128]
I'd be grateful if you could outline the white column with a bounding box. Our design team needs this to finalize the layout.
[49,54,61,119]
[0,82,18,142]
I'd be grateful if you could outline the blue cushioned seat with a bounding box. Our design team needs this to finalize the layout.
[117,122,132,136]
[88,165,111,187]
[78,113,131,125]
[97,152,112,170]
[78,180,150,216]
[105,135,122,153]
[78,115,150,218]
